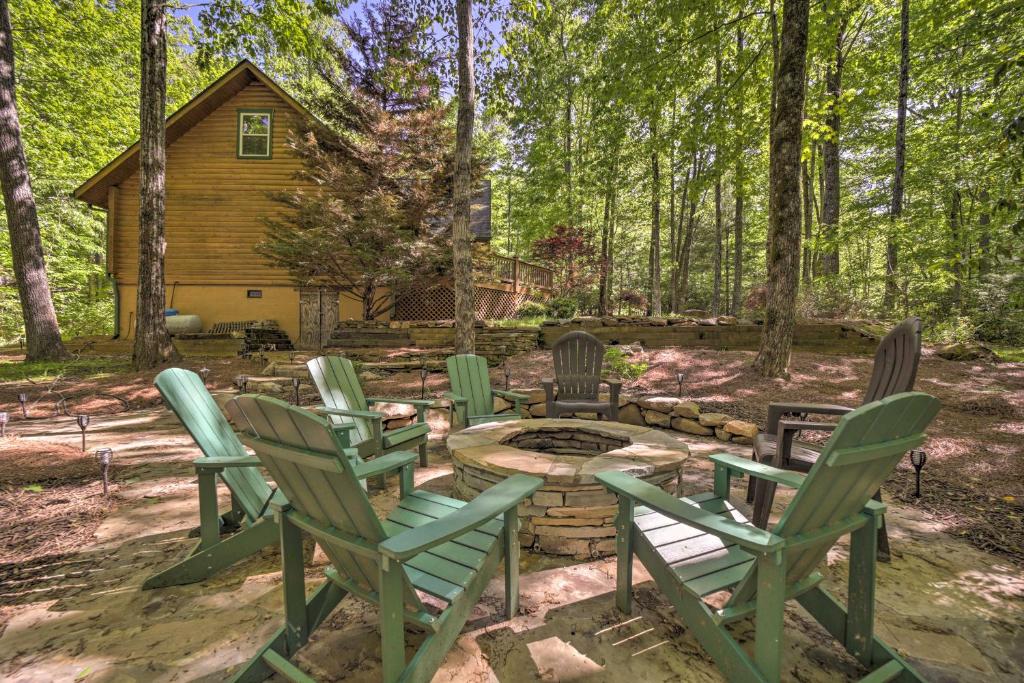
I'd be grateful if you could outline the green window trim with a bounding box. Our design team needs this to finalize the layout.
[237,108,274,159]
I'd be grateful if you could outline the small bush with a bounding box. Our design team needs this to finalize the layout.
[546,297,578,319]
[604,346,648,382]
[516,300,548,319]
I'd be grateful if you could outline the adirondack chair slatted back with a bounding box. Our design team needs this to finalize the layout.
[155,368,272,523]
[307,356,373,444]
[447,354,493,419]
[729,392,939,607]
[862,317,922,404]
[230,395,422,610]
[552,331,605,400]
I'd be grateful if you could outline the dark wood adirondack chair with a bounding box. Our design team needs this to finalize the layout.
[307,355,433,466]
[543,331,621,420]
[749,317,922,553]
[599,392,940,683]
[226,394,542,683]
[144,368,285,589]
[445,354,528,427]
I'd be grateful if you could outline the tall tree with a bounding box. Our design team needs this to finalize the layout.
[711,55,723,317]
[132,0,178,369]
[452,0,476,353]
[731,25,745,316]
[884,0,909,310]
[0,0,66,361]
[649,110,662,316]
[818,3,848,277]
[754,0,810,378]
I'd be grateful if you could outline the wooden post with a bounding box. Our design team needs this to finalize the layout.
[512,256,520,293]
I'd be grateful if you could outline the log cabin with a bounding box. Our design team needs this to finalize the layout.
[74,60,552,348]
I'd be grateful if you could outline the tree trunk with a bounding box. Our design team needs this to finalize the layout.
[678,200,697,308]
[649,112,662,316]
[133,0,178,369]
[884,0,909,309]
[599,184,612,316]
[452,0,476,354]
[0,0,66,361]
[711,56,723,317]
[754,0,810,379]
[819,8,846,277]
[801,156,813,284]
[731,26,745,316]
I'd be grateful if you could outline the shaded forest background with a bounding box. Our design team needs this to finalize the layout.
[1,0,1022,346]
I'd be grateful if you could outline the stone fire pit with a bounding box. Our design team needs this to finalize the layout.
[448,419,689,559]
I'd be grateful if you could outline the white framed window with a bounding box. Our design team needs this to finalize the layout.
[237,109,273,159]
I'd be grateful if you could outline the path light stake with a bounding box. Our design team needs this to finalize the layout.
[292,377,301,405]
[95,448,113,497]
[0,411,8,437]
[419,365,429,400]
[77,414,91,452]
[504,360,511,391]
[909,449,927,498]
[18,392,27,419]
[199,367,211,386]
[18,336,23,350]
[676,371,685,398]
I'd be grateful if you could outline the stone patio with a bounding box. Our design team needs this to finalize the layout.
[449,418,689,558]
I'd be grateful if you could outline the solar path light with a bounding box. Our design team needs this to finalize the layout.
[909,449,927,498]
[95,448,113,497]
[77,414,91,452]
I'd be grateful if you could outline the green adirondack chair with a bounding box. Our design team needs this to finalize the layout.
[226,394,542,683]
[444,354,528,427]
[597,392,939,683]
[143,368,285,589]
[307,355,433,466]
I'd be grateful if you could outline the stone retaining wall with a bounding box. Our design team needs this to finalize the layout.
[332,317,878,355]
[540,317,878,353]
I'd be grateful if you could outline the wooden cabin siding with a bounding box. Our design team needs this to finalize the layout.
[110,81,310,285]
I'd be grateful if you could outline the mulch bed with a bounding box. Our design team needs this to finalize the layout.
[0,439,116,569]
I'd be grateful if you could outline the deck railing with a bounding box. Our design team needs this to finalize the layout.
[485,254,554,291]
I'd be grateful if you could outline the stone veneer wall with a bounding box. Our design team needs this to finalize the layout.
[452,456,681,559]
[499,391,760,445]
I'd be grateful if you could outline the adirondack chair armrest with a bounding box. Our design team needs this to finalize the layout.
[193,455,263,471]
[493,389,529,401]
[601,378,623,389]
[379,474,543,561]
[541,379,555,400]
[767,402,852,434]
[443,392,468,406]
[708,453,807,489]
[366,397,434,408]
[312,405,385,421]
[353,451,419,481]
[778,420,838,433]
[597,471,784,553]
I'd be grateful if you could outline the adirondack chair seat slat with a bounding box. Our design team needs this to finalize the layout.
[381,520,489,572]
[599,392,939,683]
[386,507,498,553]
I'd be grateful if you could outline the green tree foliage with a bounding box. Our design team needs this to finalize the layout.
[490,0,1024,344]
[257,3,463,320]
[0,0,215,341]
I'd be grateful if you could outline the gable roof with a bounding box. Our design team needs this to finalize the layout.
[73,60,312,208]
